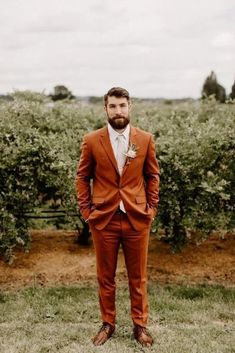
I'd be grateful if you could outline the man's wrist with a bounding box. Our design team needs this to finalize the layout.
[80,209,90,223]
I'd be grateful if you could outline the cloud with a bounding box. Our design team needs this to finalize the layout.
[0,0,234,97]
[212,32,235,47]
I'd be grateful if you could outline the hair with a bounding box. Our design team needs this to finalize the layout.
[104,87,130,106]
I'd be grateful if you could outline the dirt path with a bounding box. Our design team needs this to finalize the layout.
[0,230,234,290]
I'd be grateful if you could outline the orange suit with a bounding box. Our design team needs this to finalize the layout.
[76,125,160,327]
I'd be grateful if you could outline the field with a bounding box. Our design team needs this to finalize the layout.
[0,230,235,352]
[0,93,235,352]
[0,230,234,290]
[0,282,234,353]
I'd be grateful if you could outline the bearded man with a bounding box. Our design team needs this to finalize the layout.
[76,87,160,347]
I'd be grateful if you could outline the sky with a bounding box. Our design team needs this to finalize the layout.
[0,0,235,98]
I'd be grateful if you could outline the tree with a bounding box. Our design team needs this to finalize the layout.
[229,80,235,100]
[201,71,226,103]
[50,85,75,101]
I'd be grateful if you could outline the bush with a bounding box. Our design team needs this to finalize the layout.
[0,93,234,259]
[135,98,235,249]
[0,97,99,260]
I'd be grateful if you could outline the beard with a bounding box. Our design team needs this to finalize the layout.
[108,115,130,130]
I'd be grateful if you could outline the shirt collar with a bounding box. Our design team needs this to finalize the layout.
[107,123,130,141]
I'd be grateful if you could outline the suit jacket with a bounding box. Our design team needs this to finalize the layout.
[76,125,160,231]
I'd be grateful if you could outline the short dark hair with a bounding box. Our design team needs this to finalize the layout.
[104,87,130,106]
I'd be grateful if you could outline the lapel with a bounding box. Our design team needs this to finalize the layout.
[122,125,137,177]
[100,126,119,174]
[99,125,138,177]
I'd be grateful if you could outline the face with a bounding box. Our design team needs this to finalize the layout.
[104,96,131,130]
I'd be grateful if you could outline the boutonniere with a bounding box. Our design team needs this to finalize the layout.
[124,143,139,159]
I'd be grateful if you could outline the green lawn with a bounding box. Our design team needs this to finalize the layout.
[0,284,234,353]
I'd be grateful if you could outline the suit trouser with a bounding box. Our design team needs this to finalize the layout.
[90,212,151,327]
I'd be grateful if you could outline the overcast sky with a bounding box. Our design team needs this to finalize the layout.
[0,0,234,98]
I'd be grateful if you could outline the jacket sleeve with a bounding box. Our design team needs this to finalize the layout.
[144,134,160,215]
[76,135,94,221]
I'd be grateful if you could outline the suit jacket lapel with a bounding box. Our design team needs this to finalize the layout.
[100,127,119,174]
[122,125,137,177]
[129,125,137,145]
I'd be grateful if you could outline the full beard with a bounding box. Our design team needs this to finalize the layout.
[108,115,130,130]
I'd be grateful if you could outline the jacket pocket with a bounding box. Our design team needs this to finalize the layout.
[135,196,146,204]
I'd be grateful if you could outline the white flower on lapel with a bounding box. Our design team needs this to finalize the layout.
[124,143,138,159]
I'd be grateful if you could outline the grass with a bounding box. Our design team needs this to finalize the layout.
[0,283,234,353]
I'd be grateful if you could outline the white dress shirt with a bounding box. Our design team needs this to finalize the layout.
[107,123,130,160]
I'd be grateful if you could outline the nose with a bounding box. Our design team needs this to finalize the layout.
[115,106,122,115]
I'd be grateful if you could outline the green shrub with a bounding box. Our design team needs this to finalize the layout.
[0,94,234,260]
[136,98,235,249]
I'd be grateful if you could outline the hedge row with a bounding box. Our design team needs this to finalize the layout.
[0,92,234,260]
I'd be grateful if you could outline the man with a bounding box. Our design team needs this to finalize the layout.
[76,87,160,347]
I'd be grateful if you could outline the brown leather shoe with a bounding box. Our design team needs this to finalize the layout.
[133,325,154,347]
[92,322,115,346]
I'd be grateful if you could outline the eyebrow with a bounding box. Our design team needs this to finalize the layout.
[108,103,128,107]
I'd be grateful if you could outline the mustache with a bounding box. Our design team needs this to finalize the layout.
[114,115,125,119]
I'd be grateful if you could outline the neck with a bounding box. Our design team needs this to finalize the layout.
[109,123,130,134]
